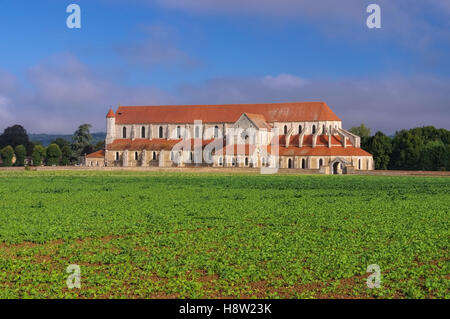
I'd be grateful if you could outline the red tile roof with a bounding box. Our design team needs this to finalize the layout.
[113,102,341,124]
[106,108,115,118]
[107,138,215,151]
[86,150,105,158]
[278,146,372,157]
[279,134,350,147]
[244,113,272,130]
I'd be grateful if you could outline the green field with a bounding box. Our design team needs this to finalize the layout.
[0,170,448,299]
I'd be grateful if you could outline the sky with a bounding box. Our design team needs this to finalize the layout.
[0,0,449,134]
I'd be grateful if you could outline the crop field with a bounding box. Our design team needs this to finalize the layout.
[0,170,448,299]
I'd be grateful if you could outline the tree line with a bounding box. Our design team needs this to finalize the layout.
[0,124,104,167]
[350,124,450,171]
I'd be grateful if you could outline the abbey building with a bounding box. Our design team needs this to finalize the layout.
[85,102,373,174]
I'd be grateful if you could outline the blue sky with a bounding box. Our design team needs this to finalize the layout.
[0,0,449,134]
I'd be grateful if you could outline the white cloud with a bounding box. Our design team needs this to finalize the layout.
[0,53,449,135]
[262,74,308,90]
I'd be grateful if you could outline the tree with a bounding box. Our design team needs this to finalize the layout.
[46,144,62,166]
[60,145,72,166]
[0,125,33,155]
[52,137,70,150]
[419,140,449,171]
[72,124,93,159]
[14,145,27,167]
[349,124,371,149]
[0,146,15,167]
[389,130,424,170]
[366,132,392,170]
[32,145,46,166]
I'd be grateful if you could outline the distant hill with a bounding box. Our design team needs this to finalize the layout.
[29,132,106,146]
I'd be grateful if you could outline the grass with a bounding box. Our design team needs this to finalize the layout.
[0,170,448,299]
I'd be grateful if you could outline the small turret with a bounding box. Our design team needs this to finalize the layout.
[106,108,116,145]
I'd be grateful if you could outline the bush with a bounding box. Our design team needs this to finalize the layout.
[14,145,26,166]
[46,144,62,166]
[0,146,15,167]
[32,145,46,166]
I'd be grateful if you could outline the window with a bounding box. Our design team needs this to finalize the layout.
[195,126,200,138]
[323,125,326,133]
[359,159,361,170]
[329,125,332,133]
[319,159,323,167]
[159,126,164,138]
[219,157,223,166]
[141,126,146,138]
[245,157,249,166]
[232,157,236,166]
[115,152,119,161]
[302,158,306,169]
[312,125,316,134]
[135,152,138,161]
[288,158,293,168]
[190,152,193,161]
[123,127,127,138]
[152,152,157,160]
[177,126,181,139]
[284,125,288,134]
[298,125,302,134]
[262,157,266,166]
[214,126,219,138]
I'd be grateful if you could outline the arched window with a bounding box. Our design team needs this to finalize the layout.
[312,125,316,134]
[319,159,323,167]
[159,126,163,138]
[115,152,119,161]
[298,125,302,134]
[322,124,326,133]
[302,158,306,169]
[284,125,288,134]
[214,126,219,138]
[123,127,127,138]
[135,152,138,161]
[141,126,146,138]
[288,158,293,169]
[195,126,200,138]
[329,125,332,133]
[245,157,249,166]
[359,159,361,170]
[177,126,181,139]
[152,152,157,160]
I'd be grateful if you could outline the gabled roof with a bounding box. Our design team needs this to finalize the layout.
[278,134,350,147]
[243,113,272,130]
[114,102,341,124]
[86,150,105,158]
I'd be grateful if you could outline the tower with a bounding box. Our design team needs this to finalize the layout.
[106,108,116,145]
